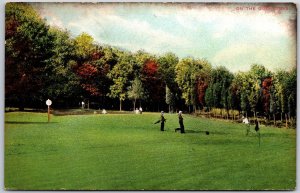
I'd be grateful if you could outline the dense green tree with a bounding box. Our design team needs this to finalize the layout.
[274,68,296,127]
[40,28,82,107]
[228,79,241,112]
[127,77,146,111]
[285,68,296,119]
[176,57,211,112]
[269,85,278,125]
[232,72,251,116]
[165,86,176,113]
[205,83,214,111]
[5,2,55,109]
[248,64,272,117]
[73,32,95,63]
[108,51,134,111]
[208,67,233,109]
[140,57,165,111]
[4,3,296,123]
[158,52,181,111]
[158,53,179,89]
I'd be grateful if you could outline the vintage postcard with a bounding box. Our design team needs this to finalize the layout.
[5,2,296,190]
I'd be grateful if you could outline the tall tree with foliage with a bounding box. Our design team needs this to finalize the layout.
[248,64,272,117]
[176,57,211,112]
[261,77,272,118]
[41,28,82,107]
[158,53,179,90]
[228,78,241,112]
[269,75,280,125]
[141,58,165,111]
[108,51,134,111]
[127,77,146,111]
[5,2,54,109]
[165,86,176,113]
[276,68,296,127]
[206,67,233,112]
[232,72,251,116]
[73,32,95,64]
[158,52,181,111]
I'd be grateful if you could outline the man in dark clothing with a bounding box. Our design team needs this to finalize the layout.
[154,111,166,131]
[178,111,185,133]
[255,119,261,146]
[160,111,166,131]
[255,119,260,132]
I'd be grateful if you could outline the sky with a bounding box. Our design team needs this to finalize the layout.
[31,2,297,73]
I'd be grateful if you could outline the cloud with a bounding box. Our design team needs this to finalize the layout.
[67,8,191,53]
[212,39,296,72]
[159,4,292,39]
[33,3,296,72]
[47,16,64,29]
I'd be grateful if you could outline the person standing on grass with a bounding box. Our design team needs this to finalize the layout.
[255,119,261,146]
[160,111,166,131]
[242,116,250,136]
[255,119,260,132]
[154,111,166,131]
[178,111,185,133]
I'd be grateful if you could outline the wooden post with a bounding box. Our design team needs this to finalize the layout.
[46,99,52,123]
[48,105,50,122]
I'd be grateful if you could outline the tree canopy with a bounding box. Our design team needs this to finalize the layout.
[5,3,297,127]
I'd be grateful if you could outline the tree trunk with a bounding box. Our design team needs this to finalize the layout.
[133,99,136,112]
[120,99,122,111]
[285,113,288,128]
[273,113,276,126]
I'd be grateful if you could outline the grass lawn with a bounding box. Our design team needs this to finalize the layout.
[5,112,296,190]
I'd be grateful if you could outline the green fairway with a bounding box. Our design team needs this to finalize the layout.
[5,112,296,190]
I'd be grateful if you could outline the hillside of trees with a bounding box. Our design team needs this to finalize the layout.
[5,3,296,127]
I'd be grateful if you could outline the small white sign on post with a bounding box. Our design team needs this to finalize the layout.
[46,99,52,122]
[46,99,52,106]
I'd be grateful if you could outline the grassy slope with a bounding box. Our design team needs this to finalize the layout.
[5,112,296,190]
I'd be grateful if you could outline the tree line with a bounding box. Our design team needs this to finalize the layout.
[5,3,296,126]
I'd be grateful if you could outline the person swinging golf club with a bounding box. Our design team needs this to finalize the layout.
[255,119,261,147]
[176,111,185,133]
[154,111,166,131]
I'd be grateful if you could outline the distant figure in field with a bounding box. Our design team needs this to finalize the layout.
[175,111,185,133]
[135,108,139,114]
[154,111,166,131]
[255,119,260,132]
[139,107,143,114]
[102,109,107,114]
[242,116,249,124]
[242,116,250,136]
[255,119,261,146]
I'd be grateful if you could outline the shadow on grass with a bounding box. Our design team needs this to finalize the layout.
[5,121,58,124]
[185,129,202,133]
[185,129,229,135]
